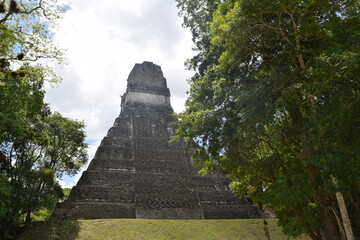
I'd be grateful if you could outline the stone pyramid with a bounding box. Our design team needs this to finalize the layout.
[53,61,259,219]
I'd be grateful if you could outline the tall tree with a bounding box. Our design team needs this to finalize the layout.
[176,1,360,239]
[0,66,88,238]
[0,1,88,239]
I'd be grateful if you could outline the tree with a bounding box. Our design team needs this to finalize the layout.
[0,1,88,239]
[0,0,65,66]
[0,66,88,238]
[175,1,360,239]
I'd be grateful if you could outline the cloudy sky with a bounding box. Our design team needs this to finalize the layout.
[45,0,195,188]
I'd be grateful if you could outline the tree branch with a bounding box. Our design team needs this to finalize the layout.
[0,0,46,24]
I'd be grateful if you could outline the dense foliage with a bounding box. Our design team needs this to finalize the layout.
[175,0,360,239]
[0,1,88,239]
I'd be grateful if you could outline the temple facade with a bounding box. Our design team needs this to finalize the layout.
[53,61,259,219]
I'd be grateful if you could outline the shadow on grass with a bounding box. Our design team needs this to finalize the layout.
[17,220,80,240]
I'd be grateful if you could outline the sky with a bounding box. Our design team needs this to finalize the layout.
[45,0,195,188]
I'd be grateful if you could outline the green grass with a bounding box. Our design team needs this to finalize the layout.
[18,219,310,240]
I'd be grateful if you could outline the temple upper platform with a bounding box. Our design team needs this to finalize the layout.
[122,62,171,107]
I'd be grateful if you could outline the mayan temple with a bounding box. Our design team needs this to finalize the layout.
[53,61,259,219]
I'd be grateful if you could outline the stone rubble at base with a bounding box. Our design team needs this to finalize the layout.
[52,61,260,219]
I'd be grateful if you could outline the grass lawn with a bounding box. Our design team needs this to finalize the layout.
[18,219,310,240]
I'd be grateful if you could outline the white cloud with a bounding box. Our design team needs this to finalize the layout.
[46,0,194,187]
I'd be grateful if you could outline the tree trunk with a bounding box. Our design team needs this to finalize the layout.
[331,176,355,240]
[25,210,32,225]
[320,207,342,240]
[307,228,323,240]
[258,202,271,240]
[331,207,347,240]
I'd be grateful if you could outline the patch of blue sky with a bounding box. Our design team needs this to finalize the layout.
[62,4,71,12]
[86,138,98,146]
